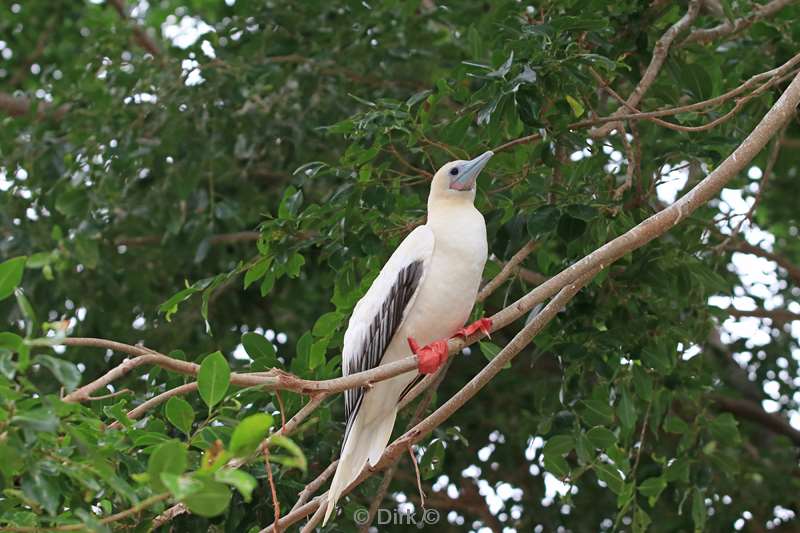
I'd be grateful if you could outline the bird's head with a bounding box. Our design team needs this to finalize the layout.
[428,150,494,205]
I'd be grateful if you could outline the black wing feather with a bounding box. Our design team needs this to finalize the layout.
[342,260,424,446]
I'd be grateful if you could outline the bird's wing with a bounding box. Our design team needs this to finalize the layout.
[341,225,434,444]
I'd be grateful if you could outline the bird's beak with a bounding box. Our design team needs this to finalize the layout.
[450,150,494,191]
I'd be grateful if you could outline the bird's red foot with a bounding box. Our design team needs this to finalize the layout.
[408,337,449,374]
[453,317,493,339]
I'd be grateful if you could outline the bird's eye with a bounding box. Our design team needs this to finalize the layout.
[450,167,459,176]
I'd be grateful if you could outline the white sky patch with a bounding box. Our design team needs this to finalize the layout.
[123,92,158,105]
[656,163,689,204]
[232,343,250,361]
[162,15,214,49]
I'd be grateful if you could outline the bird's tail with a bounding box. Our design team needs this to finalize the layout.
[322,406,397,525]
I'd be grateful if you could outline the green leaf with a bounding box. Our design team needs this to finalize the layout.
[241,333,277,367]
[565,95,585,118]
[103,400,133,429]
[478,341,509,368]
[165,397,195,436]
[419,439,445,480]
[229,413,274,457]
[243,258,270,289]
[664,458,690,483]
[268,435,308,473]
[34,355,81,392]
[12,408,58,433]
[182,477,232,518]
[294,331,313,370]
[309,338,328,370]
[160,473,203,500]
[21,471,60,516]
[15,290,37,338]
[543,435,575,456]
[709,413,740,444]
[617,389,636,434]
[581,399,615,426]
[215,469,257,502]
[543,453,570,478]
[691,488,706,532]
[586,426,617,449]
[557,214,587,242]
[0,256,26,301]
[198,351,230,409]
[633,505,652,533]
[638,476,667,506]
[312,312,343,337]
[664,415,688,434]
[278,186,303,219]
[147,440,188,492]
[527,206,560,238]
[594,463,624,494]
[632,366,653,401]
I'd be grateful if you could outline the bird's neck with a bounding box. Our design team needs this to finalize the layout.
[426,200,483,239]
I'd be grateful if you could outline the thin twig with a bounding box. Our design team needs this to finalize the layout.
[576,52,800,129]
[477,240,538,301]
[275,390,287,433]
[681,0,795,46]
[2,493,170,532]
[592,0,703,137]
[262,443,281,533]
[86,388,133,401]
[407,446,426,507]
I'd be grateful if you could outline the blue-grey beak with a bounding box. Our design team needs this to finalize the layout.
[450,150,494,191]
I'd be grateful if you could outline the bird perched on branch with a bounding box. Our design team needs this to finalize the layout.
[323,151,494,524]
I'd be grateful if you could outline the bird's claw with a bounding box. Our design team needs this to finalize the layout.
[453,317,493,339]
[407,337,449,374]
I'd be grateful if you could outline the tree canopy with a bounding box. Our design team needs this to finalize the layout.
[1,0,800,531]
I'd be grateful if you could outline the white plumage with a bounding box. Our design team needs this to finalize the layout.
[323,151,493,524]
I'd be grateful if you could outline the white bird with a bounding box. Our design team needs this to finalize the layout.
[323,151,494,524]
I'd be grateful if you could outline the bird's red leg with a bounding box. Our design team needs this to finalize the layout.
[407,337,449,374]
[453,317,493,339]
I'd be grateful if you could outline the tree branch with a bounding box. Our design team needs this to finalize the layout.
[0,92,70,120]
[107,0,161,56]
[592,0,702,137]
[2,493,170,532]
[681,0,795,46]
[114,231,260,247]
[725,307,800,324]
[477,240,538,301]
[725,240,800,287]
[713,395,800,446]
